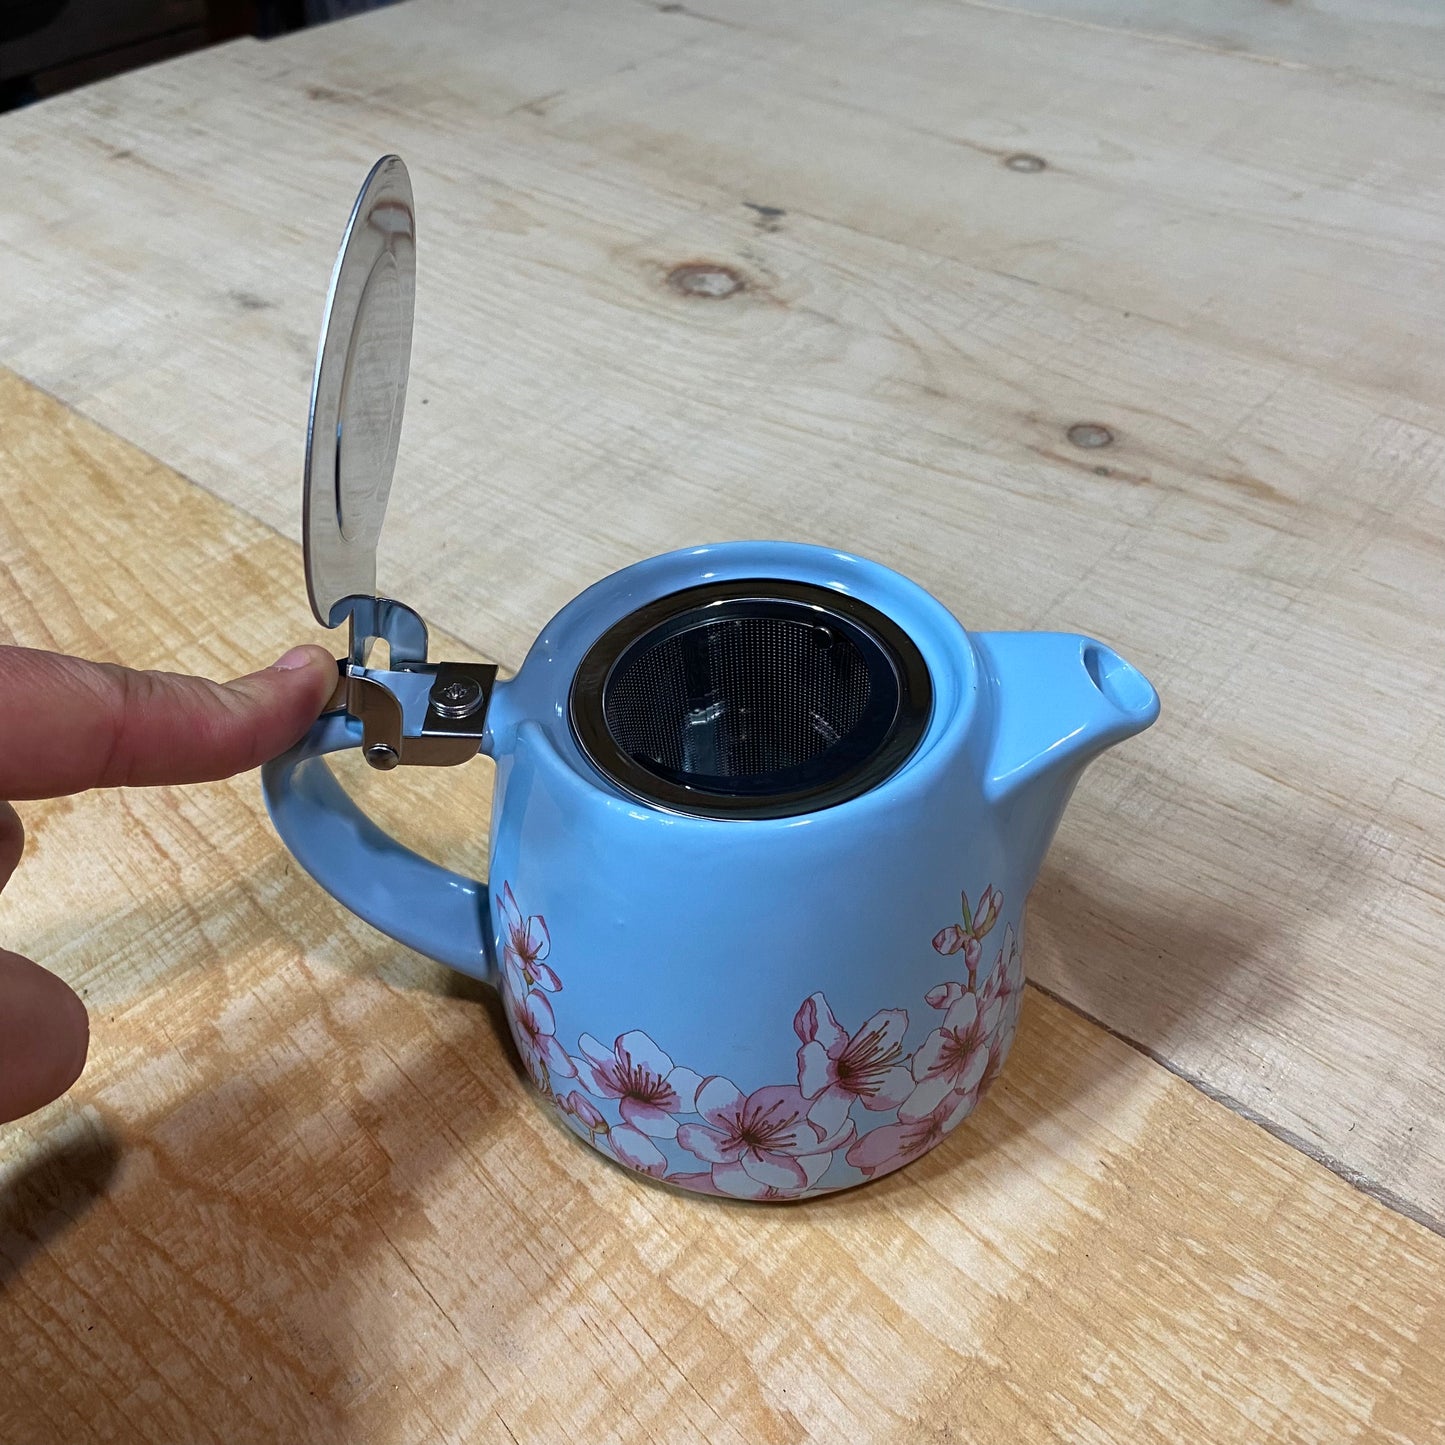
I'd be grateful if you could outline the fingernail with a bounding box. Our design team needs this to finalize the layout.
[272,646,319,672]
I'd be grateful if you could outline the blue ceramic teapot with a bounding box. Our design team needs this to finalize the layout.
[263,158,1159,1200]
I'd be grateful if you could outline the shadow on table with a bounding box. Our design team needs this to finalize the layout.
[0,1114,122,1292]
[1026,849,1293,1067]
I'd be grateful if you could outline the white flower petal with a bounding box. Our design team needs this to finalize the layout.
[615,1029,673,1079]
[695,1075,745,1129]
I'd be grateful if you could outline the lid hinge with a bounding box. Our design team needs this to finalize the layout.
[323,598,496,770]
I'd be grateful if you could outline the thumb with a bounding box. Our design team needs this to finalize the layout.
[0,644,338,800]
[0,950,88,1124]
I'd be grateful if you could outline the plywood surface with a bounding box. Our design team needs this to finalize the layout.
[2,367,1443,1444]
[974,0,1445,93]
[0,0,1442,1229]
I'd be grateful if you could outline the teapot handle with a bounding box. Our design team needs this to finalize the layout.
[260,713,494,981]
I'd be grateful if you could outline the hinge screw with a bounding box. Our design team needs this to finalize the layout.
[429,675,485,719]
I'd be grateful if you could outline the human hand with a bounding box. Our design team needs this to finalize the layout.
[0,644,337,1123]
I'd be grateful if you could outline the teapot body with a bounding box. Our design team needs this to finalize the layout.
[484,543,1025,1198]
[265,541,1158,1201]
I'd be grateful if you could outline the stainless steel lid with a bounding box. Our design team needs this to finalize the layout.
[303,154,416,628]
[297,156,497,774]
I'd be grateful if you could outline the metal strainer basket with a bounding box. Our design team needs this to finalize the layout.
[569,579,932,818]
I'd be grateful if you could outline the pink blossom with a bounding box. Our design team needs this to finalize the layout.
[924,980,967,1011]
[793,993,912,1126]
[668,1148,833,1201]
[573,1031,703,1139]
[499,882,559,993]
[899,991,993,1123]
[677,1077,853,1195]
[555,1087,666,1177]
[605,1124,668,1177]
[557,1089,607,1133]
[844,1090,975,1179]
[505,986,576,1093]
[931,885,1002,984]
[665,1170,729,1197]
[979,976,1024,1096]
[930,925,981,974]
[977,924,1023,1016]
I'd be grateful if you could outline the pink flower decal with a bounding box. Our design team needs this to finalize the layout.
[667,1148,834,1201]
[931,885,1002,980]
[793,993,912,1125]
[505,987,576,1093]
[924,980,967,1011]
[844,1090,975,1179]
[977,924,1024,1016]
[499,882,559,993]
[573,1031,703,1138]
[496,875,1016,1197]
[556,1087,667,1176]
[677,1077,853,1196]
[664,1170,728,1197]
[558,1089,607,1133]
[606,1125,669,1177]
[900,990,994,1123]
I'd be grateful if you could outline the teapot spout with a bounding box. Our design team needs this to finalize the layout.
[972,631,1159,883]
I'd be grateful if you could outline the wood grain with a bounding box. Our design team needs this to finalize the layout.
[1,367,1443,1445]
[1,0,1442,1220]
[965,0,1445,93]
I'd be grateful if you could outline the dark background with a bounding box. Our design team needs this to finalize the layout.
[0,0,401,110]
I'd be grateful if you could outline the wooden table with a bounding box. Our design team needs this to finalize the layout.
[2,3,1444,1440]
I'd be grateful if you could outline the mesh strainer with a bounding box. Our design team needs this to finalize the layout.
[569,580,933,818]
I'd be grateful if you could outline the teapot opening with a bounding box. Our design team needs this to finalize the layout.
[1082,642,1157,716]
[569,579,932,819]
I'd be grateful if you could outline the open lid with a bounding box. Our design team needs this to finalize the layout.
[297,156,496,773]
[303,154,416,629]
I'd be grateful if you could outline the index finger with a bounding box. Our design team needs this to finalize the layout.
[0,645,337,800]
